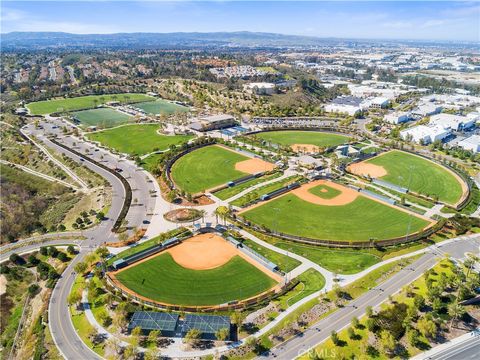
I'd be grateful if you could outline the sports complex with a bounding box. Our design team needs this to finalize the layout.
[107,231,284,310]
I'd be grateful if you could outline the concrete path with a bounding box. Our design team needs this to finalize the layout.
[0,159,81,190]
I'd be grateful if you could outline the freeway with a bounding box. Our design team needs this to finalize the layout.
[260,236,480,360]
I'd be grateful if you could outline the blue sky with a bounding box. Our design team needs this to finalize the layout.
[1,1,479,41]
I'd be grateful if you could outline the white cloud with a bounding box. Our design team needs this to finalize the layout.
[382,21,413,29]
[1,8,27,22]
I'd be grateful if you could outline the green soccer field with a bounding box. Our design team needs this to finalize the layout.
[241,194,430,242]
[171,145,250,194]
[253,130,350,148]
[114,253,278,306]
[133,99,189,115]
[365,150,464,205]
[26,93,154,115]
[86,124,193,155]
[72,108,132,128]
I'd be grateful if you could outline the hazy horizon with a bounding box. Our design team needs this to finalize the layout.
[1,1,479,42]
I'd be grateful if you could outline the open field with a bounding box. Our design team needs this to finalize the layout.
[171,145,269,194]
[241,182,431,242]
[253,130,350,150]
[274,242,380,274]
[72,108,131,128]
[349,150,465,205]
[114,253,277,306]
[133,99,189,114]
[86,124,193,155]
[26,93,154,115]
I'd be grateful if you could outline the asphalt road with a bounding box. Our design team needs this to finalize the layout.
[261,236,480,360]
[18,117,157,360]
[430,335,480,360]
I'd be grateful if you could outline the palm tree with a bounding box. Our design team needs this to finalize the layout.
[448,301,466,329]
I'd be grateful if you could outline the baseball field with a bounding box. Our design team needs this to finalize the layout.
[348,150,466,205]
[253,130,350,151]
[86,124,193,155]
[72,108,132,128]
[133,99,189,115]
[112,233,280,306]
[171,145,275,194]
[26,93,154,115]
[241,180,431,242]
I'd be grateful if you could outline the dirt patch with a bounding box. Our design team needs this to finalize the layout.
[291,180,359,206]
[0,275,6,296]
[167,233,238,270]
[291,144,320,153]
[164,208,203,223]
[235,158,276,174]
[347,162,387,178]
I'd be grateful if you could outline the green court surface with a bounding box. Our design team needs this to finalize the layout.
[72,108,131,128]
[253,130,350,148]
[86,124,193,155]
[366,150,464,205]
[308,184,341,199]
[134,99,189,115]
[114,253,277,306]
[241,194,430,242]
[26,93,154,115]
[171,145,250,194]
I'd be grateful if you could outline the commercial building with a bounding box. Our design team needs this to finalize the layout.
[457,135,480,153]
[244,82,276,95]
[429,113,476,132]
[325,96,364,116]
[189,114,237,132]
[365,97,390,109]
[411,103,443,117]
[384,112,412,124]
[400,125,451,144]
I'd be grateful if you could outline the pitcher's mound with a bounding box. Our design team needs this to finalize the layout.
[235,158,275,174]
[168,233,237,270]
[348,162,387,178]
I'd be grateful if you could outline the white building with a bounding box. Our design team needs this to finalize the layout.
[457,135,480,153]
[411,103,443,117]
[244,82,276,95]
[384,112,412,124]
[365,97,390,109]
[325,96,364,116]
[400,125,451,144]
[429,113,476,131]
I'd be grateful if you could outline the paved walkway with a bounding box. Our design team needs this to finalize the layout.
[0,159,81,190]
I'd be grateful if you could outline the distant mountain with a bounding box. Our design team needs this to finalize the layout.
[1,31,471,51]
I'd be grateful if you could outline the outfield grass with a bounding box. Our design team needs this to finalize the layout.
[72,108,131,128]
[308,184,341,199]
[253,130,350,148]
[115,253,277,306]
[273,241,380,274]
[242,194,430,242]
[133,99,189,115]
[366,150,464,205]
[171,145,250,194]
[86,124,193,155]
[26,93,154,115]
